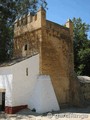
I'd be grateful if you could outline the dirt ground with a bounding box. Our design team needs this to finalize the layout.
[0,106,90,120]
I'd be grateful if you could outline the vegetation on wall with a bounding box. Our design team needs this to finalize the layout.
[72,18,90,76]
[0,0,47,62]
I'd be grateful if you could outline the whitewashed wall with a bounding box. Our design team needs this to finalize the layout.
[30,75,60,113]
[0,66,13,106]
[0,54,39,108]
[12,54,39,107]
[0,54,60,113]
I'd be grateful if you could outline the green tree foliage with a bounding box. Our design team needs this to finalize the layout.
[0,0,15,61]
[15,0,47,18]
[72,18,90,76]
[0,0,47,63]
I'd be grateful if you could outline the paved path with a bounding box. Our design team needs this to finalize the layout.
[0,106,90,120]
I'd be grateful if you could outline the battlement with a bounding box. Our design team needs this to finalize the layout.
[14,7,46,37]
[14,13,38,28]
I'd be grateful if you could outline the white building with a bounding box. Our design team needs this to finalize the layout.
[0,54,60,114]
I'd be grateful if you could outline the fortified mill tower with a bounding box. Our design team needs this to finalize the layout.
[0,7,90,114]
[13,7,78,108]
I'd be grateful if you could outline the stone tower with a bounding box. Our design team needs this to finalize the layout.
[14,7,46,58]
[13,7,75,107]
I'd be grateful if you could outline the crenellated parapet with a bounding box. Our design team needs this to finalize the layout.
[14,13,37,28]
[14,7,46,37]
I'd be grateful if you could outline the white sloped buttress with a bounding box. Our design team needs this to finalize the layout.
[30,75,60,113]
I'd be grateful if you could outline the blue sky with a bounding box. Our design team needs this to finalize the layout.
[46,0,90,38]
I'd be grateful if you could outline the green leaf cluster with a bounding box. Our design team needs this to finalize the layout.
[72,18,90,76]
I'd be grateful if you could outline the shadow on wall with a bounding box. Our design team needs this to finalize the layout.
[70,72,90,107]
[78,76,90,106]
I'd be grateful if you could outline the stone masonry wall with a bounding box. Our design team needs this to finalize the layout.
[13,30,41,58]
[40,21,73,106]
[80,82,90,105]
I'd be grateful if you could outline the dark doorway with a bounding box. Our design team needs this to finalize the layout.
[0,92,5,111]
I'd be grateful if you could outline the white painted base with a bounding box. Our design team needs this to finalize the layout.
[30,75,60,113]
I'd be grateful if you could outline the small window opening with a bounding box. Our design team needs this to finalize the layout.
[30,15,33,22]
[17,20,19,27]
[26,68,28,76]
[35,15,37,21]
[25,44,27,50]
